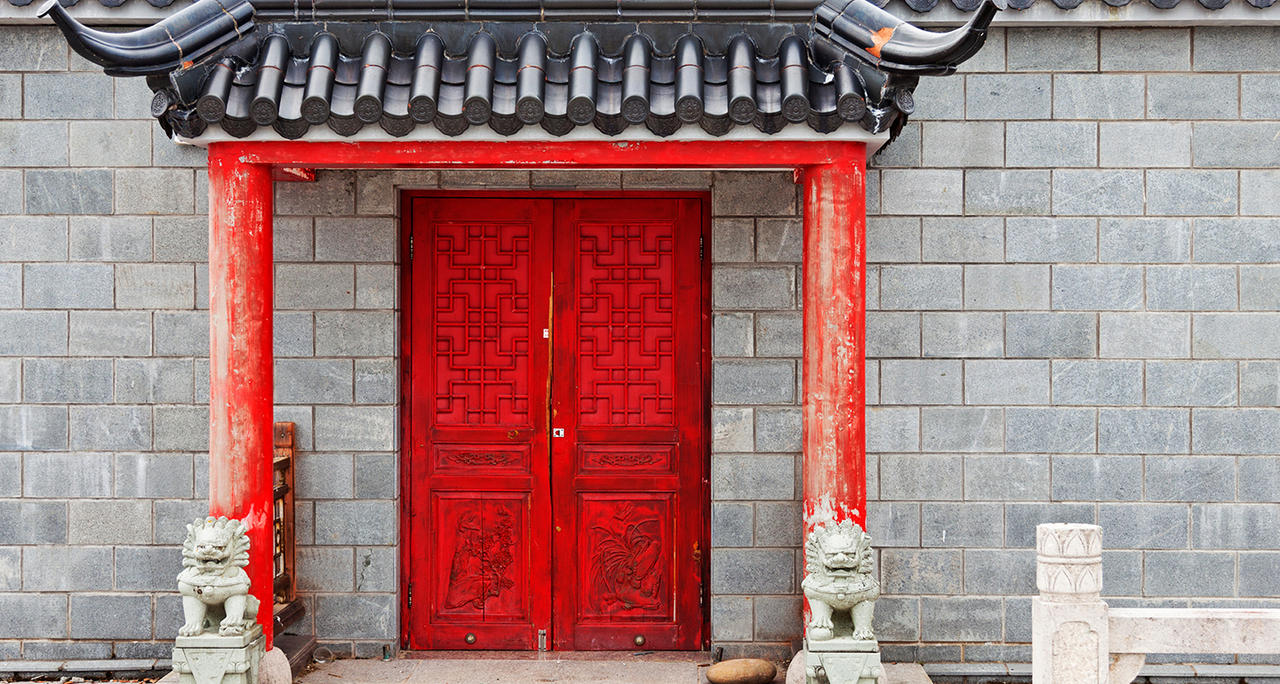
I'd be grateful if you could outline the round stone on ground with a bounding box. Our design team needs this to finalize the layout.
[706,658,777,684]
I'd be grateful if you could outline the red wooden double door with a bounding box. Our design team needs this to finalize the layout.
[404,195,709,651]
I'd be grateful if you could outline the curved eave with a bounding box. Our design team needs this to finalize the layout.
[177,112,890,156]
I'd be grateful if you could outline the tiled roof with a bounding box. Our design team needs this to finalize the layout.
[191,28,875,140]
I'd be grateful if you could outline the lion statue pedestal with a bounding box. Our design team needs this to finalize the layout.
[801,520,882,684]
[170,517,266,684]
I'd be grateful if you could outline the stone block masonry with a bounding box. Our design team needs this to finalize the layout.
[3,20,1280,669]
[863,22,1280,670]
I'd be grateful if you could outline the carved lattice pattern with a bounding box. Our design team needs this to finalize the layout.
[434,222,532,425]
[577,222,676,426]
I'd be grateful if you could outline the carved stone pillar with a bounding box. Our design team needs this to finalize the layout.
[1032,523,1108,684]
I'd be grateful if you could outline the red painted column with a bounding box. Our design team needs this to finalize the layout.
[207,144,275,643]
[801,147,868,534]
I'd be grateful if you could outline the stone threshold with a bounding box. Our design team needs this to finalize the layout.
[923,662,1280,680]
[0,658,170,676]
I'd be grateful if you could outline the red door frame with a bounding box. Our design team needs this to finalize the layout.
[205,138,870,648]
[400,192,712,650]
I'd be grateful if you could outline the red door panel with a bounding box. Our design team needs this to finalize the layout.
[406,195,706,651]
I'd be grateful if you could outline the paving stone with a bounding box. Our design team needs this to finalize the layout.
[711,548,795,594]
[1099,408,1190,455]
[1007,122,1097,168]
[880,170,963,216]
[69,311,150,356]
[1004,502,1096,547]
[1192,408,1280,455]
[1195,313,1280,359]
[866,407,919,453]
[867,217,921,263]
[116,263,196,310]
[1239,457,1280,502]
[0,216,67,262]
[23,452,112,497]
[880,454,962,500]
[1052,74,1146,120]
[964,170,1051,216]
[26,72,112,119]
[69,120,150,167]
[353,358,395,405]
[922,122,1003,168]
[967,74,1051,120]
[21,546,111,592]
[26,169,114,216]
[1144,551,1236,597]
[711,454,794,500]
[712,172,795,216]
[866,501,919,548]
[710,597,753,642]
[69,216,151,262]
[1242,74,1280,120]
[0,405,67,451]
[354,264,395,310]
[115,452,194,499]
[70,594,153,639]
[1147,361,1237,407]
[1097,218,1190,264]
[754,407,800,453]
[23,358,113,404]
[0,121,68,167]
[110,545,177,592]
[711,217,755,263]
[353,453,397,500]
[115,168,194,215]
[881,360,961,405]
[1101,27,1190,71]
[21,640,114,661]
[880,265,962,310]
[882,549,961,594]
[965,360,1048,406]
[922,217,1002,263]
[754,312,800,357]
[1239,553,1280,597]
[116,358,193,404]
[712,266,795,310]
[315,311,395,356]
[1193,504,1280,550]
[1006,312,1096,359]
[314,500,397,545]
[24,263,114,309]
[1193,26,1280,71]
[1100,504,1187,553]
[1194,123,1280,169]
[711,502,753,547]
[1051,360,1142,406]
[1147,170,1238,217]
[921,407,1003,453]
[965,455,1049,501]
[1001,218,1091,264]
[1099,122,1192,169]
[0,452,17,497]
[1053,169,1145,216]
[921,597,1002,642]
[69,405,151,451]
[274,216,314,261]
[1051,455,1142,502]
[870,121,921,168]
[965,549,1038,595]
[1240,170,1280,216]
[1147,454,1237,500]
[315,218,397,263]
[1147,74,1239,120]
[713,313,753,357]
[1101,550,1144,597]
[151,216,207,263]
[1240,266,1280,311]
[68,499,151,545]
[0,594,67,639]
[276,171,356,215]
[922,502,1003,547]
[277,358,354,405]
[1100,313,1190,359]
[274,311,314,357]
[1006,407,1096,453]
[315,406,395,451]
[1147,266,1237,313]
[755,218,801,263]
[921,312,1002,358]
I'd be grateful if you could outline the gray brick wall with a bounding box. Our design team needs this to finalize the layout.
[862,24,1280,668]
[5,20,1280,668]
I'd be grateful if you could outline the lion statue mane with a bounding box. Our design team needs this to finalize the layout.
[801,519,880,642]
[177,516,260,637]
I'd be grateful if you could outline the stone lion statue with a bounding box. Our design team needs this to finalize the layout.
[801,520,880,642]
[178,516,260,637]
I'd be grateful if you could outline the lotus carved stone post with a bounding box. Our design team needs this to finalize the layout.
[1032,523,1108,684]
[170,517,266,684]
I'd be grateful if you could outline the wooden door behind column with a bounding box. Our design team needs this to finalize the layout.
[550,198,707,651]
[406,198,553,650]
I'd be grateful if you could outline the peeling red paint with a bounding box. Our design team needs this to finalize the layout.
[208,147,275,643]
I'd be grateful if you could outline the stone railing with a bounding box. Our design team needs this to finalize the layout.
[1033,523,1280,684]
